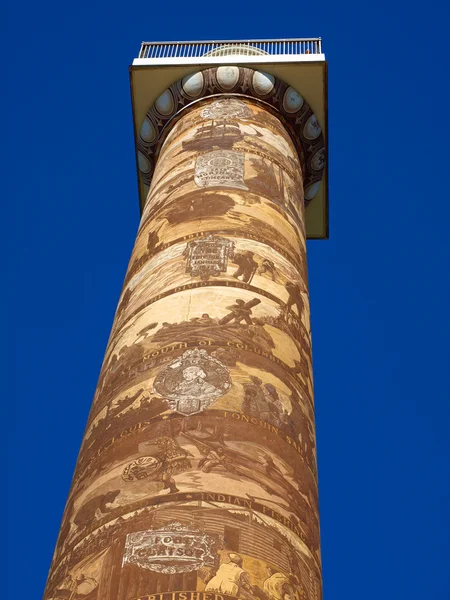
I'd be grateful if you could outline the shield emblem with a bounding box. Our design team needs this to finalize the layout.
[176,396,201,416]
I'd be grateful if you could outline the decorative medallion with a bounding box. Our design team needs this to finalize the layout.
[194,150,247,190]
[252,70,275,96]
[310,148,325,171]
[216,66,240,90]
[181,71,205,98]
[183,234,235,280]
[303,114,322,140]
[154,90,175,117]
[200,98,252,120]
[153,348,232,415]
[122,522,219,574]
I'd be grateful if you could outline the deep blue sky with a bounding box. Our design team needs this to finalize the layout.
[7,1,450,598]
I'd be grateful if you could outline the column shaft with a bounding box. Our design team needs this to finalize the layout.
[44,96,321,600]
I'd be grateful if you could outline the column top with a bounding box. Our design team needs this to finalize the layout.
[130,39,328,238]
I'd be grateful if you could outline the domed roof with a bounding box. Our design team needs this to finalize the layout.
[203,44,268,57]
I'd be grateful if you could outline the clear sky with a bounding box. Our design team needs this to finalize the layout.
[7,0,450,598]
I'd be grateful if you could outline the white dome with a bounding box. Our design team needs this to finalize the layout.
[203,44,268,57]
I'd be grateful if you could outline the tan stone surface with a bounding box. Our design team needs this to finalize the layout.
[44,97,321,600]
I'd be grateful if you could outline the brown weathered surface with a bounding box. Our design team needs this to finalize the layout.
[44,97,321,600]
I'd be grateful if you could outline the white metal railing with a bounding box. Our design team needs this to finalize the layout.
[138,38,323,60]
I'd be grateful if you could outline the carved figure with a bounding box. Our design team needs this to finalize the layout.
[285,282,304,316]
[232,251,259,283]
[73,489,120,527]
[219,298,261,325]
[263,568,296,600]
[258,258,277,281]
[205,553,254,598]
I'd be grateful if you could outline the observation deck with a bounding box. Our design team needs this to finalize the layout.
[134,39,324,64]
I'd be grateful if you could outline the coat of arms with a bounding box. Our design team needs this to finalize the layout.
[194,150,247,190]
[183,234,235,280]
[153,348,232,415]
[123,522,220,574]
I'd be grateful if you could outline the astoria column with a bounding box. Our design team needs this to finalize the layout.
[44,56,327,600]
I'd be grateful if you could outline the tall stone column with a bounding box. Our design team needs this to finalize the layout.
[44,94,321,600]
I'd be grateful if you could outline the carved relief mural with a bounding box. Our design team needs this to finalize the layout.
[43,91,322,600]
